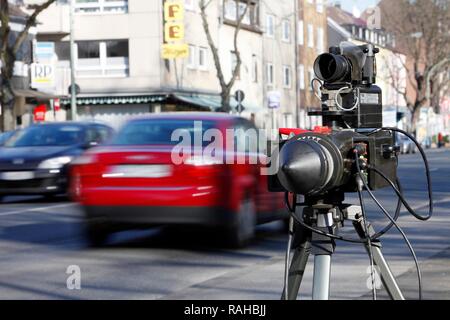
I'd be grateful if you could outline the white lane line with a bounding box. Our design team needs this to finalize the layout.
[0,203,77,217]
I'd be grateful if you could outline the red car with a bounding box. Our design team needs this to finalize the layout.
[70,113,286,247]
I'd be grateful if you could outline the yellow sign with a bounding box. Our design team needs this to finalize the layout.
[162,43,189,59]
[164,1,184,21]
[165,22,185,42]
[162,0,187,60]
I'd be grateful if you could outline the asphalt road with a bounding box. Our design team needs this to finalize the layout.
[0,149,449,300]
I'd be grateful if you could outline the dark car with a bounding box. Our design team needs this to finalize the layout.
[0,122,114,200]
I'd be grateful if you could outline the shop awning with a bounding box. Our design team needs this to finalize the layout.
[173,93,262,112]
[12,89,60,100]
[60,94,167,106]
[60,92,262,112]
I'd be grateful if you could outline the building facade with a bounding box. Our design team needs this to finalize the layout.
[23,0,302,130]
[297,0,327,129]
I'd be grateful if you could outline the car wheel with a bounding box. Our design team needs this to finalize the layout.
[225,198,256,249]
[85,220,110,247]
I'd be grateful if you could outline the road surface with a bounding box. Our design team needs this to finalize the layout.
[0,149,449,300]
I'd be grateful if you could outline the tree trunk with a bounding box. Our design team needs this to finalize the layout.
[0,83,15,132]
[409,104,422,135]
[221,91,231,113]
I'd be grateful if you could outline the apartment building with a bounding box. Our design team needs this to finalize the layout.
[327,4,408,128]
[22,0,300,129]
[297,0,328,129]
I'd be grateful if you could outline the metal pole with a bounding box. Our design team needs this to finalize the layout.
[69,0,77,121]
[312,255,331,300]
[294,0,300,128]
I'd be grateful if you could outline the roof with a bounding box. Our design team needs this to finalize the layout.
[327,5,367,27]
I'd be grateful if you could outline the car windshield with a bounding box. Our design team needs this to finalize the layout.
[5,125,85,147]
[112,119,217,146]
[0,131,16,145]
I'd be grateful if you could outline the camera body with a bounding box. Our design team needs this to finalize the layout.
[269,43,398,197]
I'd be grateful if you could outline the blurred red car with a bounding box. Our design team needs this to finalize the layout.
[70,113,286,247]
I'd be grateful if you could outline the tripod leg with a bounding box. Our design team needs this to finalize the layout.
[281,222,311,300]
[353,220,405,300]
[312,254,332,300]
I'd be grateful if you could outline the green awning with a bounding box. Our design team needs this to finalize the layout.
[60,92,262,112]
[60,95,166,106]
[174,93,261,112]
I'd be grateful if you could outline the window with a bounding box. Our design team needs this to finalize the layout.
[224,0,237,20]
[298,20,304,45]
[316,27,324,53]
[266,14,275,37]
[252,54,258,83]
[238,1,251,25]
[75,0,128,14]
[78,41,100,59]
[198,47,208,70]
[316,0,324,13]
[188,44,196,69]
[299,64,305,90]
[185,0,195,11]
[55,41,70,61]
[282,20,291,42]
[266,63,274,86]
[76,40,129,78]
[307,24,314,48]
[283,65,291,88]
[224,0,259,27]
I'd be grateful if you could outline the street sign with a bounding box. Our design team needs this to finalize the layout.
[35,42,55,62]
[234,90,246,114]
[33,104,47,122]
[162,44,189,59]
[162,0,187,60]
[30,63,55,88]
[235,90,245,103]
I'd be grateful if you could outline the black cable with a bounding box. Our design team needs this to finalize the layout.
[356,177,377,300]
[355,161,423,300]
[284,191,402,244]
[382,127,433,221]
[369,165,432,222]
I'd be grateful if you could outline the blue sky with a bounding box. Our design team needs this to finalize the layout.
[330,0,380,15]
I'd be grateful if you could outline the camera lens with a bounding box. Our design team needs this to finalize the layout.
[277,138,335,195]
[314,53,351,83]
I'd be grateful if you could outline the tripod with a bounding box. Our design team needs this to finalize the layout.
[282,198,405,300]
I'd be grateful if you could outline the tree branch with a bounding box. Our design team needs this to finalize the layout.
[12,0,56,55]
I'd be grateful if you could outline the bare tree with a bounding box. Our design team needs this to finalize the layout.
[199,0,250,113]
[0,0,56,131]
[379,0,450,132]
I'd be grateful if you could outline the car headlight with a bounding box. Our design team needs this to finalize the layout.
[38,156,74,169]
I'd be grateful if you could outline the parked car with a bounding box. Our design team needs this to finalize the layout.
[70,113,286,248]
[0,130,18,146]
[0,122,114,200]
[396,133,416,154]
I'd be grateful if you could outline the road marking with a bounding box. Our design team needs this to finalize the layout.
[0,203,77,217]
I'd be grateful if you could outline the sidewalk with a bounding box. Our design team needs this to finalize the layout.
[363,246,450,300]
